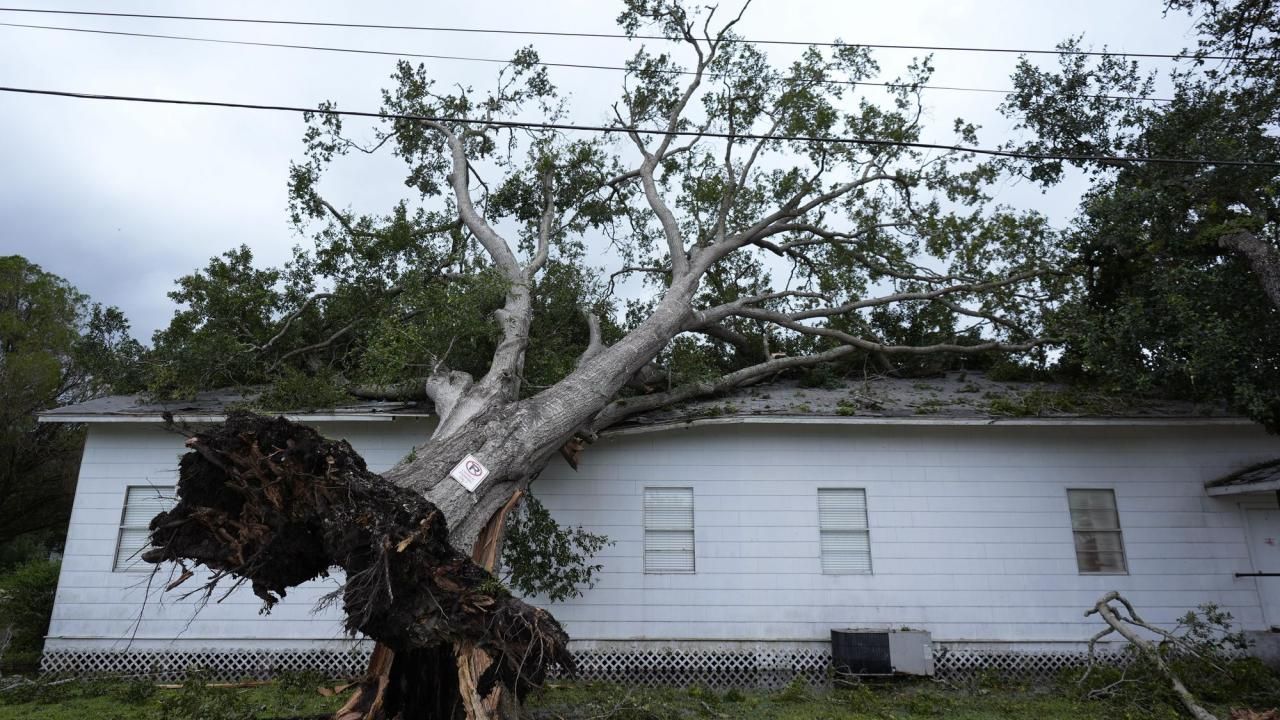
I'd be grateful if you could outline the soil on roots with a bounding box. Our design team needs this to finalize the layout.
[143,412,573,719]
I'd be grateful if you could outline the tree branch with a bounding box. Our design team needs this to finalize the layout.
[253,292,333,355]
[1085,592,1220,720]
[526,169,555,277]
[576,312,606,368]
[1220,228,1280,310]
[590,345,858,432]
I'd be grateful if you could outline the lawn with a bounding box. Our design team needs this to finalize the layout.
[0,674,1269,719]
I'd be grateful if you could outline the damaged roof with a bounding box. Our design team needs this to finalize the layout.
[613,371,1246,431]
[39,371,1246,427]
[1205,459,1280,496]
[37,388,432,423]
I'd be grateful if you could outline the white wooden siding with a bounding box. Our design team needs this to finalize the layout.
[531,423,1280,643]
[47,419,1280,652]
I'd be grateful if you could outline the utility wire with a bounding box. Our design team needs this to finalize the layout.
[0,21,1176,105]
[2,84,1275,169]
[0,5,1255,63]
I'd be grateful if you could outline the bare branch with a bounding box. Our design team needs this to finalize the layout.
[590,345,858,432]
[784,267,1051,322]
[253,292,333,355]
[576,312,606,368]
[526,169,555,277]
[606,265,670,297]
[266,316,362,373]
[427,121,523,282]
[348,380,429,401]
[319,198,377,239]
[694,323,757,355]
[705,304,1052,356]
[604,141,698,188]
[931,297,1030,335]
[1085,592,1220,720]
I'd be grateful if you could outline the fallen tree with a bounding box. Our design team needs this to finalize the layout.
[140,1,1071,717]
[143,413,572,720]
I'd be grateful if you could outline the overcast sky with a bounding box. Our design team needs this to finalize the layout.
[0,1,1200,340]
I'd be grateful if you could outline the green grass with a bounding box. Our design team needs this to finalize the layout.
[0,674,1270,720]
[0,676,342,720]
[524,679,1151,720]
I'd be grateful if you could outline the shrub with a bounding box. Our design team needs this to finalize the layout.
[0,557,60,671]
[773,675,811,703]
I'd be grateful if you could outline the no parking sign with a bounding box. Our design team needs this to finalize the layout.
[449,454,490,492]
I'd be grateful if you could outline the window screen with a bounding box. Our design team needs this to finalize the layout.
[115,485,175,571]
[818,488,872,574]
[644,487,694,573]
[1067,489,1128,574]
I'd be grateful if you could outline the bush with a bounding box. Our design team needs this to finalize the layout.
[0,557,60,671]
[0,534,55,573]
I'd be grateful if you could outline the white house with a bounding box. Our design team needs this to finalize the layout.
[34,373,1280,683]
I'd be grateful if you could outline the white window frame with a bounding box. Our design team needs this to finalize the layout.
[1066,488,1129,575]
[817,488,873,575]
[114,485,176,572]
[643,487,695,574]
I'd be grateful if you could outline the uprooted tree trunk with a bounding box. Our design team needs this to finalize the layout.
[143,413,573,720]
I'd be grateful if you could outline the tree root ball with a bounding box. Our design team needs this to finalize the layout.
[143,412,573,703]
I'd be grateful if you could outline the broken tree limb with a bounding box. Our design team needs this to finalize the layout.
[142,412,573,720]
[1085,591,1220,720]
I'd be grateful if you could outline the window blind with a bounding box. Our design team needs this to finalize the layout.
[644,487,694,573]
[115,485,175,571]
[818,488,872,574]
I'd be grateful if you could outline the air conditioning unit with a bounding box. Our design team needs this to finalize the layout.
[830,628,934,677]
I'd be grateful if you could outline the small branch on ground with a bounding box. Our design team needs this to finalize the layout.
[1084,591,1221,720]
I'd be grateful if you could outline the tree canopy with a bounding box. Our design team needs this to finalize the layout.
[1000,0,1280,429]
[146,1,1065,411]
[0,255,143,545]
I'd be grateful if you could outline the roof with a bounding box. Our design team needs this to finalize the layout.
[37,388,432,423]
[1205,459,1280,497]
[612,371,1247,433]
[38,371,1246,428]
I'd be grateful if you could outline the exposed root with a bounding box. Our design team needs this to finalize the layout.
[143,412,573,717]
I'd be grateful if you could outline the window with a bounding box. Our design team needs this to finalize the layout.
[644,487,694,573]
[115,485,175,571]
[818,488,872,574]
[1067,489,1128,574]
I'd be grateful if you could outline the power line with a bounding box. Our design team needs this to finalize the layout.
[0,5,1253,63]
[0,21,1178,105]
[2,84,1273,169]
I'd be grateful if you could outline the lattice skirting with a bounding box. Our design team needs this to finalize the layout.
[40,647,374,682]
[554,647,832,689]
[932,647,1130,680]
[41,643,1130,685]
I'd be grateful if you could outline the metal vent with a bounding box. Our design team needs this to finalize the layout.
[830,629,892,675]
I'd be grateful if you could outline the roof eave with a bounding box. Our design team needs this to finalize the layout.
[36,412,434,424]
[605,414,1254,436]
[1206,478,1280,497]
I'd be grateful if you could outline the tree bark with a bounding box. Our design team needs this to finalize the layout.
[143,414,572,720]
[1220,229,1280,311]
